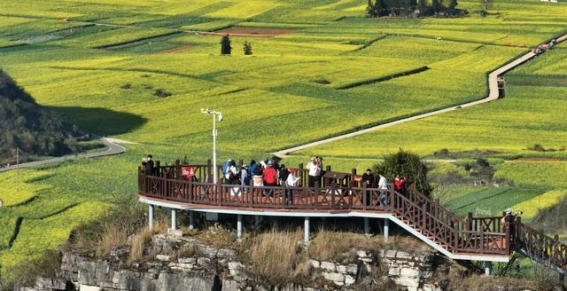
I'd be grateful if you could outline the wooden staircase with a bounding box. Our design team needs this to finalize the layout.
[392,185,567,274]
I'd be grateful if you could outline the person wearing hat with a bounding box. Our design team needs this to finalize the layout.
[501,208,517,246]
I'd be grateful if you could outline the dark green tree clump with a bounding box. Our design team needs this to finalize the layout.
[220,34,232,55]
[373,149,433,197]
[0,70,87,165]
[367,0,462,17]
[243,41,253,55]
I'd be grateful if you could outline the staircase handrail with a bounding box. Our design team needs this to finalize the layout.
[515,217,567,271]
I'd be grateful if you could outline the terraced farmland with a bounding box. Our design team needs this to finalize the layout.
[1,0,567,280]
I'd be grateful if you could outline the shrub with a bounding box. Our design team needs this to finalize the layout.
[374,149,433,197]
[154,88,171,98]
[220,34,231,55]
[243,41,252,55]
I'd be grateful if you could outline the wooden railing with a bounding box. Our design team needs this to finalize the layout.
[514,217,567,273]
[138,162,510,256]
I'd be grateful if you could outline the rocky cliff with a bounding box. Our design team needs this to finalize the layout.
[22,234,536,291]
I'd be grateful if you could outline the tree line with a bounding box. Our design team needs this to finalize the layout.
[367,0,463,17]
[0,70,89,165]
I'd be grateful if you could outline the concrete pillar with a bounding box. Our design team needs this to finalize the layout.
[304,217,310,243]
[188,211,195,230]
[148,205,154,229]
[171,209,177,230]
[384,218,389,242]
[484,261,492,276]
[364,217,370,235]
[237,214,243,241]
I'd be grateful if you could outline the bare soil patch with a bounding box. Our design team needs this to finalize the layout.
[214,27,296,38]
[155,45,194,54]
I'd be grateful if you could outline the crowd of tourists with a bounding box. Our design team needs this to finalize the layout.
[141,154,410,204]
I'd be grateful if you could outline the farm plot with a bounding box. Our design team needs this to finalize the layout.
[495,161,567,189]
[442,186,545,218]
[0,170,52,207]
[429,45,527,72]
[0,19,86,43]
[52,26,175,48]
[352,36,483,64]
[0,201,110,274]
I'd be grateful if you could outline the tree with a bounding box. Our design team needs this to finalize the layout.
[367,0,390,17]
[373,149,433,197]
[243,41,252,55]
[220,34,232,55]
[479,0,492,16]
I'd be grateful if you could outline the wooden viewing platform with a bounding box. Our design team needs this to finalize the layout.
[138,161,567,275]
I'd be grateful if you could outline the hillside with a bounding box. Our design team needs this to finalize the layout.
[0,70,83,165]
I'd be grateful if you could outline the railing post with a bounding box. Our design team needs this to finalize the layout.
[467,212,473,232]
[175,159,180,179]
[298,163,304,187]
[362,183,367,210]
[421,202,427,230]
[207,159,212,180]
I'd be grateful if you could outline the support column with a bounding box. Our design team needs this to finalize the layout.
[383,218,389,242]
[188,211,195,230]
[304,217,310,243]
[484,261,492,276]
[148,205,154,229]
[237,214,243,241]
[171,209,177,230]
[364,217,370,235]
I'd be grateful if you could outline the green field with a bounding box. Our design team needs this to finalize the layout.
[1,0,567,280]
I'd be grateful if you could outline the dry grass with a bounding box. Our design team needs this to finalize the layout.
[247,229,309,286]
[447,274,536,291]
[385,234,433,253]
[98,223,129,257]
[129,218,168,262]
[308,229,432,262]
[195,222,236,248]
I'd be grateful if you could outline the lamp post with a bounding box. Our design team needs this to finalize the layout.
[200,108,223,184]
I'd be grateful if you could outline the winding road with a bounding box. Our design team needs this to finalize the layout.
[0,137,128,173]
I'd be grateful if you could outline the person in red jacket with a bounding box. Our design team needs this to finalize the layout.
[394,174,407,195]
[263,162,278,197]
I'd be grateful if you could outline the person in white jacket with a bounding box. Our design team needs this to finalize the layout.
[378,172,388,207]
[285,169,300,205]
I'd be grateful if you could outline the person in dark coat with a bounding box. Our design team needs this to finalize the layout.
[145,155,154,175]
[361,169,374,206]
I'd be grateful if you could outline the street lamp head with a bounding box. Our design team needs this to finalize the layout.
[218,113,223,122]
[200,108,209,114]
